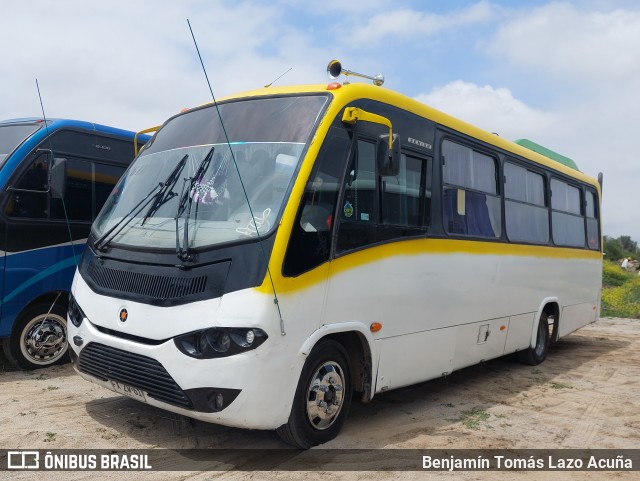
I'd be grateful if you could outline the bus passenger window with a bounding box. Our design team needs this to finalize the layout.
[585,190,600,250]
[504,162,549,244]
[6,153,49,218]
[442,140,501,238]
[51,158,93,222]
[551,178,585,247]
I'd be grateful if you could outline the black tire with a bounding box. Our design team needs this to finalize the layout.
[517,312,551,366]
[2,302,69,370]
[277,340,352,449]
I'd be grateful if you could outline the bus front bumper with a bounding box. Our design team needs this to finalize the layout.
[68,318,295,430]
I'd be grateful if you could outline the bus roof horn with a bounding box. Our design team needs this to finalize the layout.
[327,60,384,86]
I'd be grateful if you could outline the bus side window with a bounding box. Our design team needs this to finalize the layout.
[551,178,585,247]
[5,152,50,218]
[442,139,501,238]
[585,190,600,250]
[49,158,93,222]
[282,127,351,277]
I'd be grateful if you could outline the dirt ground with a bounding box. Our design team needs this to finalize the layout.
[1,317,639,481]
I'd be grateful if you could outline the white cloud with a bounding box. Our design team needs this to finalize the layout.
[416,81,558,140]
[0,0,325,131]
[349,1,495,45]
[487,2,640,88]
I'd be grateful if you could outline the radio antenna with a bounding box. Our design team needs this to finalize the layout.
[264,67,292,88]
[186,19,285,336]
[36,79,78,269]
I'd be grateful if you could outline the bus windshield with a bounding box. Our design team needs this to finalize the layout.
[93,94,328,251]
[0,123,42,164]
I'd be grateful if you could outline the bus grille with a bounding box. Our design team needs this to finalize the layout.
[87,262,208,301]
[78,342,193,410]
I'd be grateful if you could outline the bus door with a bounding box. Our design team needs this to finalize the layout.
[324,131,449,391]
[282,126,353,329]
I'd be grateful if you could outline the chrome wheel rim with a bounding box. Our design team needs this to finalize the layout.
[20,313,67,365]
[306,361,345,430]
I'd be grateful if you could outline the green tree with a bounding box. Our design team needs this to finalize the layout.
[603,235,638,261]
[604,237,624,260]
[619,236,637,254]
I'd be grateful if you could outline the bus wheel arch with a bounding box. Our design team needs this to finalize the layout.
[324,331,373,403]
[518,302,558,366]
[2,292,69,370]
[545,302,560,343]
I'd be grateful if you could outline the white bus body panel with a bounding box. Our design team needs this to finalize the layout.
[69,243,600,430]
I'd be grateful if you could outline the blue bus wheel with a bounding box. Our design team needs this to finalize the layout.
[2,303,69,370]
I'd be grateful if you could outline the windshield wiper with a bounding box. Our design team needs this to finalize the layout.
[176,147,214,262]
[141,154,189,225]
[94,154,189,252]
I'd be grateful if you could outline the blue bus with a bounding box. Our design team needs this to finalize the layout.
[0,118,146,369]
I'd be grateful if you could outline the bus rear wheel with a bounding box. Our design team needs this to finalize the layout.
[2,303,69,370]
[517,312,551,366]
[277,340,352,449]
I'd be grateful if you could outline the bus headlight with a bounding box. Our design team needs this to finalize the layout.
[68,294,86,328]
[175,327,268,359]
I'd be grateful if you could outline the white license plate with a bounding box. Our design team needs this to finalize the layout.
[109,380,147,402]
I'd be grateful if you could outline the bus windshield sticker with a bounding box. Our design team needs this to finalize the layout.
[361,213,369,221]
[343,201,353,218]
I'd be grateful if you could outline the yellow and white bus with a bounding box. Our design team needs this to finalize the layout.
[67,61,602,448]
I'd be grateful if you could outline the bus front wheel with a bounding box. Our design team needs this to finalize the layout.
[277,340,352,449]
[517,313,551,366]
[2,303,69,370]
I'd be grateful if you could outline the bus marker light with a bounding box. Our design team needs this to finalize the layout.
[370,322,382,333]
[500,325,506,331]
[326,82,342,90]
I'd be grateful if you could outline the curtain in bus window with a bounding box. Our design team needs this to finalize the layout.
[551,179,585,247]
[552,212,585,247]
[585,190,600,250]
[443,141,496,195]
[443,140,472,187]
[442,140,500,238]
[551,179,581,214]
[443,188,500,237]
[505,201,549,244]
[504,163,548,244]
[504,162,545,206]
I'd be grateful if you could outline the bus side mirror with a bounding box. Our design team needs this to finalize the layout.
[50,157,67,199]
[377,133,401,176]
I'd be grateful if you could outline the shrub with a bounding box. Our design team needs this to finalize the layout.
[602,260,633,288]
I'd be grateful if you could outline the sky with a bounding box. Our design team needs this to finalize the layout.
[0,0,638,243]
